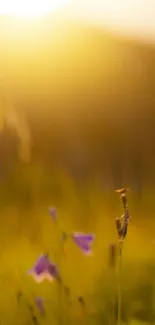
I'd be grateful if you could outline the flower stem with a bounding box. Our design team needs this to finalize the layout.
[58,225,64,325]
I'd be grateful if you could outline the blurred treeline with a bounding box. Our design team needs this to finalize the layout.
[0,20,155,191]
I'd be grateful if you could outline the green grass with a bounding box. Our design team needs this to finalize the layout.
[0,165,155,325]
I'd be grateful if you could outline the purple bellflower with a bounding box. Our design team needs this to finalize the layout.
[28,254,61,283]
[72,233,95,255]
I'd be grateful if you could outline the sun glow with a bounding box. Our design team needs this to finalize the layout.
[0,0,71,19]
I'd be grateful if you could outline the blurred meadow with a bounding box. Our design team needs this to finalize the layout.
[0,162,155,325]
[0,5,155,325]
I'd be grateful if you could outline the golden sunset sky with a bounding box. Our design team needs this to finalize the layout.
[68,0,155,43]
[0,0,154,43]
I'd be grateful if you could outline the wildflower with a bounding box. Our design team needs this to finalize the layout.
[28,254,61,283]
[72,233,95,255]
[49,207,57,221]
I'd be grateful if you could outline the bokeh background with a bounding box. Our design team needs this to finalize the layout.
[0,3,155,324]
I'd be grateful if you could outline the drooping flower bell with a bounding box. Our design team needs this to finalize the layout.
[72,233,95,255]
[27,254,61,283]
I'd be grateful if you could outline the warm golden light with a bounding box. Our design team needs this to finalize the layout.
[0,0,71,19]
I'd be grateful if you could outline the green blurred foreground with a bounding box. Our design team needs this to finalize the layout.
[0,163,155,325]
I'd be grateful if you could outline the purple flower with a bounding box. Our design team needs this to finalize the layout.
[49,207,57,221]
[72,233,95,255]
[28,254,60,283]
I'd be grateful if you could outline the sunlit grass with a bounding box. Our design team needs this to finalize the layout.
[0,165,155,324]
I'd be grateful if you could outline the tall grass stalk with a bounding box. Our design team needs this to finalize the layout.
[117,240,123,325]
[115,188,130,325]
[108,243,117,325]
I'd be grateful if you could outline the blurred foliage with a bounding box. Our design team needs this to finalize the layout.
[0,162,154,325]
